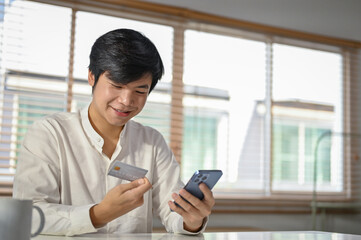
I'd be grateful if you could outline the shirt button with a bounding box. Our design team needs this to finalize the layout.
[97,138,101,142]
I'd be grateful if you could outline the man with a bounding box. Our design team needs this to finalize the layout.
[13,29,215,236]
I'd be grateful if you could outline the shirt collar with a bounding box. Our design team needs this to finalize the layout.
[80,102,131,152]
[81,102,104,152]
[80,102,129,152]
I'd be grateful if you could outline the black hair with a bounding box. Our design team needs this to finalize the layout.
[88,28,164,93]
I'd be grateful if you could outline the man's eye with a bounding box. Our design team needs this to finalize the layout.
[136,91,147,94]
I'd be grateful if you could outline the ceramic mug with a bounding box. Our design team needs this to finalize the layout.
[0,198,45,240]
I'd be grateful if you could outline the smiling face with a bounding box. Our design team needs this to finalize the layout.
[88,70,151,134]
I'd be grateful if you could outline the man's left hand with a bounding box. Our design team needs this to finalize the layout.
[168,183,215,232]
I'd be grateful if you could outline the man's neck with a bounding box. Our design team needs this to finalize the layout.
[88,103,123,158]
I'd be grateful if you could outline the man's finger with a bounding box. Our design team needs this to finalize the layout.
[121,177,151,193]
[135,177,152,192]
[177,189,203,212]
[199,183,215,207]
[199,183,212,199]
[168,200,185,216]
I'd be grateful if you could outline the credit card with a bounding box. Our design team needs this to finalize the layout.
[108,161,148,182]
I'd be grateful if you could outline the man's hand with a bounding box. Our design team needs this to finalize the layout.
[168,183,215,232]
[90,177,152,228]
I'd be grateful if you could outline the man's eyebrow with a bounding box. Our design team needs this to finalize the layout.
[136,84,150,89]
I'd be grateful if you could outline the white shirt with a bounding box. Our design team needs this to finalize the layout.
[13,105,206,236]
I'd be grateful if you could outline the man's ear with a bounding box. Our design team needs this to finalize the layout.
[88,70,95,87]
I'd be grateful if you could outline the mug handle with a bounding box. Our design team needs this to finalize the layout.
[31,205,45,237]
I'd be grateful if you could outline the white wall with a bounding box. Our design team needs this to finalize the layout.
[146,0,361,235]
[143,0,361,42]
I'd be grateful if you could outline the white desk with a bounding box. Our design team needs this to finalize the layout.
[32,231,361,240]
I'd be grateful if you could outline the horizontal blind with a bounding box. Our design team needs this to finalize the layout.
[0,0,72,195]
[271,43,343,193]
[181,26,361,200]
[347,49,361,202]
[0,0,174,196]
[0,0,360,201]
[271,44,361,199]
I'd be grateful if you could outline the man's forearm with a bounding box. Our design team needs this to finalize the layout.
[89,204,113,228]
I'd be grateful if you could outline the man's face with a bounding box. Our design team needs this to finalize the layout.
[88,71,151,130]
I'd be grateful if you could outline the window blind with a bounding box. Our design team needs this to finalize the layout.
[0,0,72,195]
[0,0,175,195]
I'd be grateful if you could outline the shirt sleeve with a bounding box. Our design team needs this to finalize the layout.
[172,216,209,235]
[13,119,97,236]
[150,131,208,235]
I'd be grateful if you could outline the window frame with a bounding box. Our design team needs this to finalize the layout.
[0,1,359,210]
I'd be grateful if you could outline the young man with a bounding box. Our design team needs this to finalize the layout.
[13,29,215,236]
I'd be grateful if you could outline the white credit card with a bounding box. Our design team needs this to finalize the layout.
[108,161,148,182]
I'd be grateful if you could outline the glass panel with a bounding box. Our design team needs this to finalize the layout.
[273,44,342,106]
[0,0,71,183]
[272,123,299,183]
[182,114,218,179]
[16,95,65,155]
[1,0,71,76]
[272,44,342,191]
[183,30,267,190]
[304,127,331,184]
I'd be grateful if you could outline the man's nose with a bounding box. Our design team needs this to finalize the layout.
[118,90,134,106]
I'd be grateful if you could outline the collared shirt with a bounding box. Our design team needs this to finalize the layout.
[13,105,206,236]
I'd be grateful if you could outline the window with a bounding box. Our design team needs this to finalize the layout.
[0,1,71,193]
[272,44,343,193]
[181,29,350,197]
[182,30,267,190]
[0,0,359,201]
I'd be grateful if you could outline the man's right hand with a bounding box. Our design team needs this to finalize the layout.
[90,177,152,228]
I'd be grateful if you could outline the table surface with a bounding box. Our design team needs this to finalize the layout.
[32,231,361,240]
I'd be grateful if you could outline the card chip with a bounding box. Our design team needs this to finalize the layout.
[114,166,120,171]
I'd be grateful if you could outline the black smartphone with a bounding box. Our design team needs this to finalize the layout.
[179,170,223,200]
[183,170,223,200]
[172,170,222,211]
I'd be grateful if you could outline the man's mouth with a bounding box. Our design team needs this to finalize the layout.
[111,106,132,116]
[115,109,129,113]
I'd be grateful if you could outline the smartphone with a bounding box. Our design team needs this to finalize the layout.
[183,170,223,200]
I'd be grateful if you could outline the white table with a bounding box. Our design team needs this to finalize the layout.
[32,231,361,240]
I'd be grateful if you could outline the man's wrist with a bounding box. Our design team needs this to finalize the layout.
[183,219,204,233]
[90,203,111,228]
